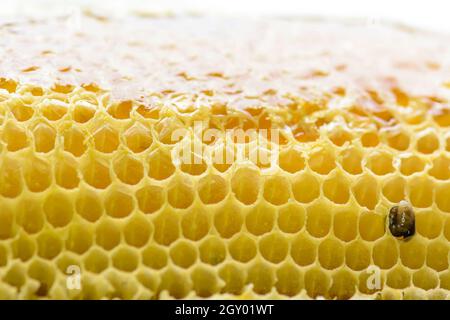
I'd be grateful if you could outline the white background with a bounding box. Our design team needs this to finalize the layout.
[2,0,450,32]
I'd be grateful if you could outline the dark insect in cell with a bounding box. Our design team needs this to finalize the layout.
[388,200,415,239]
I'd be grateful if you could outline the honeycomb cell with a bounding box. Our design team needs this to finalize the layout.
[170,241,197,268]
[304,268,331,298]
[95,219,121,250]
[28,260,55,297]
[40,99,68,120]
[113,154,144,185]
[82,157,111,189]
[352,174,379,210]
[0,156,23,198]
[63,126,86,157]
[3,263,26,289]
[428,155,450,180]
[426,241,449,272]
[37,230,63,259]
[43,190,74,227]
[413,268,439,290]
[373,237,399,269]
[167,177,194,209]
[124,215,152,248]
[142,245,167,270]
[198,174,228,205]
[247,262,275,294]
[147,149,175,180]
[112,247,139,272]
[12,234,35,262]
[322,172,350,204]
[107,100,133,119]
[199,236,226,265]
[291,233,317,266]
[339,147,363,175]
[16,197,45,234]
[408,175,434,208]
[246,202,276,236]
[181,207,210,241]
[292,172,320,203]
[153,208,180,246]
[75,188,103,222]
[436,183,450,212]
[66,223,93,255]
[219,263,246,295]
[416,211,443,239]
[0,202,14,239]
[276,263,303,296]
[33,122,56,153]
[345,241,370,271]
[277,202,305,234]
[214,201,243,238]
[278,148,305,173]
[229,234,257,263]
[318,238,345,270]
[93,124,119,153]
[382,176,406,203]
[366,151,395,175]
[191,267,219,297]
[361,131,379,147]
[136,184,164,214]
[55,153,80,189]
[259,233,289,264]
[399,238,426,269]
[416,130,439,154]
[306,202,332,238]
[124,123,153,153]
[24,155,52,192]
[333,209,358,242]
[400,155,425,176]
[359,212,385,241]
[386,129,410,151]
[263,175,290,205]
[104,186,134,218]
[308,147,336,175]
[73,100,96,123]
[328,269,357,300]
[10,99,34,121]
[386,266,411,289]
[84,248,109,273]
[231,167,260,205]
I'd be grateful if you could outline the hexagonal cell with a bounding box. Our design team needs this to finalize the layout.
[24,155,52,192]
[399,238,426,269]
[124,123,153,153]
[372,237,399,269]
[107,100,133,119]
[247,262,275,295]
[352,174,379,210]
[181,207,210,241]
[366,151,395,175]
[33,122,56,153]
[308,147,336,175]
[147,149,175,180]
[0,155,23,198]
[328,269,357,300]
[292,172,321,203]
[153,208,180,246]
[382,176,406,204]
[359,212,385,241]
[231,167,261,205]
[63,126,86,157]
[73,100,96,123]
[66,222,94,255]
[259,232,289,264]
[2,263,26,290]
[75,188,104,222]
[95,219,121,250]
[43,190,74,228]
[211,145,234,173]
[345,240,371,271]
[82,157,111,189]
[386,129,410,151]
[304,268,331,299]
[37,230,63,260]
[386,266,411,289]
[400,154,425,176]
[136,184,165,214]
[263,175,290,206]
[333,208,358,242]
[339,147,363,175]
[214,201,243,238]
[199,236,226,265]
[142,245,168,270]
[179,150,208,176]
[440,271,450,291]
[112,247,139,272]
[170,240,198,268]
[277,202,305,234]
[278,148,305,173]
[275,263,303,297]
[191,266,219,297]
[27,260,55,297]
[408,175,434,208]
[322,172,350,204]
[219,263,246,295]
[426,240,449,272]
[40,99,68,121]
[361,131,379,148]
[0,202,14,240]
[16,197,45,234]
[123,215,152,248]
[84,248,109,274]
[198,174,228,205]
[104,186,134,218]
[435,182,450,212]
[328,127,353,147]
[228,234,257,263]
[55,153,80,189]
[412,268,439,290]
[291,233,317,266]
[0,244,7,267]
[113,154,144,185]
[306,202,332,238]
[318,238,345,270]
[11,233,35,262]
[245,202,276,236]
[2,121,29,151]
[92,124,120,153]
[416,130,440,154]
[415,210,443,239]
[167,177,194,209]
[9,99,34,121]
[428,155,450,180]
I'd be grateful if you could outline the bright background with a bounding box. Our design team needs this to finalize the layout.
[2,0,450,32]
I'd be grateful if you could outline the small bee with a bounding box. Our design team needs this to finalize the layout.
[388,200,415,239]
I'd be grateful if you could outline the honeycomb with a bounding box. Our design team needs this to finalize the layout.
[0,14,450,300]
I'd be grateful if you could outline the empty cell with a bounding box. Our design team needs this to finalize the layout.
[339,147,363,175]
[400,155,425,176]
[361,132,379,148]
[214,201,243,238]
[304,268,331,299]
[0,156,23,198]
[323,172,350,204]
[0,245,7,267]
[142,245,167,270]
[228,234,257,263]
[147,150,175,180]
[37,230,62,260]
[416,130,439,154]
[435,183,450,212]
[10,99,34,121]
[24,156,52,192]
[181,207,210,241]
[440,272,450,290]
[95,219,121,250]
[3,263,26,289]
[170,241,197,268]
[415,210,443,239]
[366,151,394,175]
[246,202,276,236]
[328,128,353,146]
[413,268,439,290]
[84,248,109,273]
[0,203,14,240]
[263,175,290,206]
[66,223,93,255]
[308,147,336,175]
[219,263,246,295]
[124,123,153,153]
[82,157,111,189]
[275,263,303,297]
[153,208,180,246]
[408,175,434,208]
[382,176,406,203]
[55,153,80,189]
[386,266,411,289]
[306,202,332,238]
[198,174,228,205]
[93,124,119,153]
[155,118,185,145]
[231,167,260,205]
[359,212,385,241]
[191,267,219,297]
[277,203,305,233]
[136,104,159,119]
[136,184,164,214]
[27,260,55,297]
[43,190,74,227]
[445,218,450,241]
[373,237,399,269]
[16,198,44,234]
[112,248,139,272]
[345,241,370,271]
[352,175,379,210]
[75,188,103,222]
[107,100,133,119]
[433,108,450,127]
[292,172,320,203]
[33,122,56,153]
[278,148,305,173]
[428,155,450,180]
[426,241,449,272]
[11,234,35,262]
[123,215,152,248]
[73,100,96,123]
[199,236,226,265]
[167,177,194,209]
[63,126,86,157]
[386,130,410,151]
[113,154,144,185]
[318,238,344,270]
[358,269,383,295]
[40,99,68,121]
[211,145,234,173]
[259,233,289,264]
[328,269,357,300]
[248,262,275,295]
[104,186,134,218]
[291,233,317,266]
[179,151,207,176]
[399,238,426,269]
[333,209,358,242]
